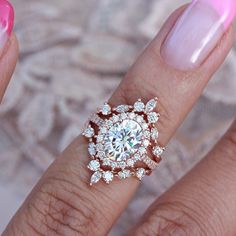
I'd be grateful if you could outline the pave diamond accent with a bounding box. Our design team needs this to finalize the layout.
[147,112,160,124]
[115,105,130,113]
[103,171,114,183]
[96,143,103,151]
[136,168,146,180]
[112,114,119,123]
[100,126,107,134]
[153,146,165,157]
[151,128,159,141]
[97,151,106,159]
[146,98,157,112]
[101,103,111,115]
[127,159,135,167]
[118,169,131,179]
[129,113,136,119]
[139,146,147,155]
[117,161,126,169]
[88,143,96,156]
[88,160,100,171]
[134,153,141,161]
[143,130,151,139]
[96,135,104,142]
[90,114,104,126]
[83,125,95,138]
[103,158,112,166]
[142,156,158,170]
[143,139,150,147]
[83,97,165,185]
[134,100,145,112]
[90,171,102,185]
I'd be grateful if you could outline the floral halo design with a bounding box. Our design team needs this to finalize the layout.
[82,98,165,185]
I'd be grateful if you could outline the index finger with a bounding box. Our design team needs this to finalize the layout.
[4,2,235,236]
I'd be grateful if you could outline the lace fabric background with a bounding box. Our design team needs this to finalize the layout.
[1,0,236,234]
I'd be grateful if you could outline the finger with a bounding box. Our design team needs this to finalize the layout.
[0,0,18,101]
[3,1,235,236]
[127,120,236,236]
[0,34,18,100]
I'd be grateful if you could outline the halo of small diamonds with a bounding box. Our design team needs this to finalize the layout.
[83,98,165,185]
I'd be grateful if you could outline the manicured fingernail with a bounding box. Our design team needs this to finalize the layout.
[0,0,14,50]
[161,0,236,70]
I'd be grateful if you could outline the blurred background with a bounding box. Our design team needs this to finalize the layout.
[0,0,236,235]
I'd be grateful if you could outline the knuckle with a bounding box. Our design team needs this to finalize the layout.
[24,177,105,236]
[131,202,206,236]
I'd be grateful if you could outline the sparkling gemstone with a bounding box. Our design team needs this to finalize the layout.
[111,162,117,169]
[142,156,158,170]
[88,143,96,156]
[103,171,114,183]
[105,120,113,128]
[147,112,159,124]
[88,160,100,171]
[127,159,135,167]
[104,119,143,161]
[129,112,136,119]
[145,98,157,112]
[100,126,107,134]
[115,105,130,113]
[83,126,94,138]
[139,146,147,155]
[118,169,131,179]
[117,161,126,169]
[151,128,159,140]
[134,154,141,161]
[101,103,111,115]
[90,171,102,185]
[143,130,151,139]
[153,146,164,156]
[90,114,104,126]
[136,168,146,180]
[142,123,149,130]
[97,151,106,160]
[134,100,145,112]
[136,115,144,123]
[96,134,104,142]
[112,115,119,123]
[96,143,103,151]
[103,158,112,166]
[143,139,150,147]
[121,113,127,119]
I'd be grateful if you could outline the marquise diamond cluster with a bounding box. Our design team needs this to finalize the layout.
[82,98,165,185]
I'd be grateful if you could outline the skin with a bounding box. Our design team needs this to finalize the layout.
[1,5,236,236]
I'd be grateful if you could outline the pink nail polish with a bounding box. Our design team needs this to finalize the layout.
[196,0,236,29]
[0,0,14,50]
[161,0,236,70]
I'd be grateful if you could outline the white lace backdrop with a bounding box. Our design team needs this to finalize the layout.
[0,0,236,235]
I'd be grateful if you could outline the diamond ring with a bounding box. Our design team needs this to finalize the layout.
[82,98,165,185]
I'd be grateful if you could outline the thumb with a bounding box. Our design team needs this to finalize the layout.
[0,0,18,101]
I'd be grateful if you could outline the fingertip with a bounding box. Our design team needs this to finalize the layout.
[0,32,19,101]
[160,0,236,71]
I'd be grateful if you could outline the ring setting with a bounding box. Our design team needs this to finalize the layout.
[82,98,165,185]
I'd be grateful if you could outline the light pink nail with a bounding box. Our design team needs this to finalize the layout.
[0,0,14,50]
[161,0,236,70]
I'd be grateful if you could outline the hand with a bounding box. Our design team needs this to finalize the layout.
[2,1,236,235]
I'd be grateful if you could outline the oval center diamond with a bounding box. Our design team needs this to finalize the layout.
[104,119,143,161]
